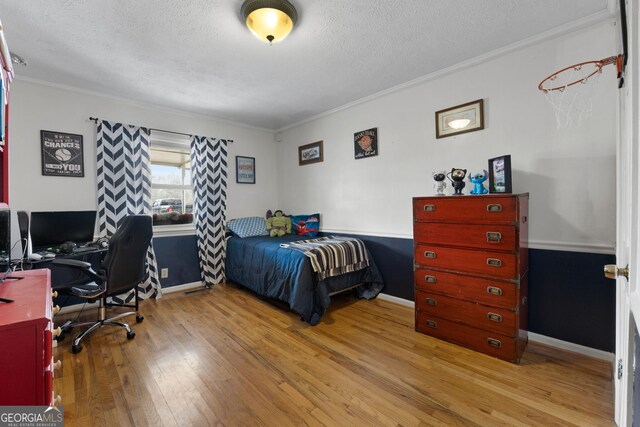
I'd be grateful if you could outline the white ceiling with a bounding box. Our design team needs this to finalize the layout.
[2,1,611,131]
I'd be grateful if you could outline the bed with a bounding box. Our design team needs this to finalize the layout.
[225,234,384,325]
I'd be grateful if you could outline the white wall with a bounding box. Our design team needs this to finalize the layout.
[8,80,278,219]
[277,21,618,252]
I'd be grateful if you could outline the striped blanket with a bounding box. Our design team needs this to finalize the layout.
[283,236,370,281]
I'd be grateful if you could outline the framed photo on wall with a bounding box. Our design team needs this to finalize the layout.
[41,130,84,177]
[354,127,378,159]
[236,156,255,184]
[488,154,512,193]
[435,99,484,139]
[298,140,323,166]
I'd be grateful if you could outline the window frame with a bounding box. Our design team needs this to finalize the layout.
[149,132,195,236]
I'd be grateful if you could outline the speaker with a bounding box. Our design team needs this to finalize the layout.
[0,208,10,257]
[17,211,30,256]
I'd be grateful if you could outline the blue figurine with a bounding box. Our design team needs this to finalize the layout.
[469,170,489,194]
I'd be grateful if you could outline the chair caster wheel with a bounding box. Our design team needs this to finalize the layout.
[71,344,82,353]
[55,333,66,342]
[136,315,144,323]
[127,331,136,340]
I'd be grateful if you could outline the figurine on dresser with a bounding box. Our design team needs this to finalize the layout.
[432,171,447,195]
[469,170,489,194]
[447,168,467,195]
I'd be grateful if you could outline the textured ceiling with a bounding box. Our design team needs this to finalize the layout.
[2,1,611,130]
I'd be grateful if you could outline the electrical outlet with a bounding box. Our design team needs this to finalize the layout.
[161,268,169,279]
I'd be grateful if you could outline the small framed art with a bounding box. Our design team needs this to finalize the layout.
[435,99,484,139]
[354,127,378,159]
[236,156,255,184]
[41,130,84,177]
[298,140,323,166]
[488,154,512,193]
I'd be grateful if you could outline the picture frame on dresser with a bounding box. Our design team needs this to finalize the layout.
[488,154,512,194]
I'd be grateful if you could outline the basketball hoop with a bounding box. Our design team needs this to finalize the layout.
[538,55,623,128]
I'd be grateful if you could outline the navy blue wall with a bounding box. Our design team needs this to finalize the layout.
[153,235,201,288]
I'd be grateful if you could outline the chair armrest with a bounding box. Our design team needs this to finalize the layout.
[52,259,103,284]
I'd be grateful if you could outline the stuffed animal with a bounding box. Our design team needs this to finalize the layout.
[432,171,447,196]
[266,210,291,237]
[447,168,467,195]
[469,170,489,194]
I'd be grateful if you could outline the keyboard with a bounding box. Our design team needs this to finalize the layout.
[73,246,99,254]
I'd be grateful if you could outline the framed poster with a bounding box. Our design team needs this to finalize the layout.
[488,154,512,193]
[354,127,378,159]
[435,99,484,139]
[236,156,255,184]
[298,140,323,166]
[41,130,84,177]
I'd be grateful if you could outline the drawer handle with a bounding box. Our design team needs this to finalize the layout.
[487,286,503,296]
[487,338,502,348]
[487,258,502,267]
[487,312,503,322]
[424,275,437,283]
[424,251,437,259]
[425,298,437,306]
[53,305,61,314]
[423,204,436,212]
[52,290,58,298]
[426,320,438,328]
[53,359,62,370]
[52,327,62,338]
[486,232,502,243]
[487,204,503,212]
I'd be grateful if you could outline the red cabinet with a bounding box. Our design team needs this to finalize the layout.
[413,194,529,363]
[0,270,58,405]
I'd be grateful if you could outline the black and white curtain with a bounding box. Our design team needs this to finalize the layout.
[96,120,161,302]
[190,136,228,287]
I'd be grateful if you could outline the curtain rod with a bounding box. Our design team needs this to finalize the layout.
[88,117,233,143]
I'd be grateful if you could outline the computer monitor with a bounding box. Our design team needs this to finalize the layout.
[30,210,97,251]
[0,208,10,257]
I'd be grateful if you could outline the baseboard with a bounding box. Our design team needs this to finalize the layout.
[527,332,614,362]
[376,293,614,362]
[161,281,203,294]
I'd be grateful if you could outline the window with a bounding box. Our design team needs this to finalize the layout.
[150,131,194,227]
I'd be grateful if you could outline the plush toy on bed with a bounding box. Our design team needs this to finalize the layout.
[266,210,291,237]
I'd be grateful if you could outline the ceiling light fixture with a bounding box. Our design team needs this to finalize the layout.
[447,118,471,129]
[241,0,297,44]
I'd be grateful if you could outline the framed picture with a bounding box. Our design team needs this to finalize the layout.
[40,130,84,177]
[236,156,255,184]
[298,140,323,166]
[435,99,484,139]
[354,127,378,159]
[488,154,512,194]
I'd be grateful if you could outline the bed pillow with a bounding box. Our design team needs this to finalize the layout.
[290,213,320,236]
[227,216,269,238]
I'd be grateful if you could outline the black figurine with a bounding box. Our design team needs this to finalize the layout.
[447,168,467,195]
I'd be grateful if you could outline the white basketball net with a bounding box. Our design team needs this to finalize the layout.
[541,62,603,129]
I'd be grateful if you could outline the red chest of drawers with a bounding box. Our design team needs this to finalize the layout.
[0,269,59,405]
[413,194,529,363]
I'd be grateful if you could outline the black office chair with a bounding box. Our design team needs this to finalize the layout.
[53,215,153,353]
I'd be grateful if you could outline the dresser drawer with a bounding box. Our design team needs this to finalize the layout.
[416,312,519,362]
[415,290,516,336]
[414,223,517,252]
[413,196,518,224]
[415,244,518,280]
[414,268,517,309]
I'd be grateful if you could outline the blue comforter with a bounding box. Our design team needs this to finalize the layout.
[225,235,384,325]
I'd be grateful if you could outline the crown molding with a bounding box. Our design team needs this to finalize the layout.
[13,75,275,134]
[277,9,615,133]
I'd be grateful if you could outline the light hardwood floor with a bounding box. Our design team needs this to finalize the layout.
[53,283,614,426]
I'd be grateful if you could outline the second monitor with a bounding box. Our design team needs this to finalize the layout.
[30,210,97,251]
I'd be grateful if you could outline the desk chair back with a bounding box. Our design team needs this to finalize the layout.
[102,215,152,297]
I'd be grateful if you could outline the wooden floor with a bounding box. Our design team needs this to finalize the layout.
[53,283,614,426]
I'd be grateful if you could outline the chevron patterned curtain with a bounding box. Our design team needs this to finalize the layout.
[190,135,228,287]
[96,120,162,303]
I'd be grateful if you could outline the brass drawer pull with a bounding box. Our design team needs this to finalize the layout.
[423,204,436,212]
[487,258,502,267]
[424,251,437,259]
[425,298,437,306]
[487,312,503,322]
[486,232,502,243]
[487,204,503,212]
[487,338,502,348]
[426,320,438,328]
[424,275,437,283]
[487,286,503,296]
